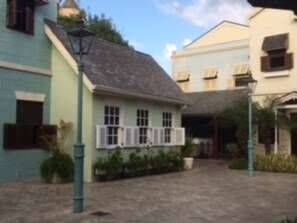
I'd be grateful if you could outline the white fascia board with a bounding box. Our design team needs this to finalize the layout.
[44,24,95,93]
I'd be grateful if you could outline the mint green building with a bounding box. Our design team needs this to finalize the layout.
[45,21,188,182]
[0,0,187,183]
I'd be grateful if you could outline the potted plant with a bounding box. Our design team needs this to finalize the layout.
[181,136,196,169]
[40,120,74,183]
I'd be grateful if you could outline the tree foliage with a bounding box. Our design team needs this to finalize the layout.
[57,9,132,48]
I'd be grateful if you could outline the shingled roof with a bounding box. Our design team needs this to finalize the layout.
[45,20,189,105]
[183,89,246,116]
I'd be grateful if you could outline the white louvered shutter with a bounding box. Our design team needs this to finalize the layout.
[152,128,165,146]
[174,128,185,146]
[96,125,107,149]
[124,127,139,147]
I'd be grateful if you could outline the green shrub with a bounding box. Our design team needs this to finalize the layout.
[152,150,170,173]
[40,120,74,183]
[228,158,248,170]
[281,217,297,223]
[225,143,240,159]
[40,152,74,183]
[166,150,184,171]
[127,149,146,177]
[181,137,196,157]
[255,154,297,173]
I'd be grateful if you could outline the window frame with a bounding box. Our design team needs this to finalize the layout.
[104,104,122,147]
[3,99,57,149]
[6,0,35,35]
[162,111,173,144]
[136,108,150,145]
[261,52,293,72]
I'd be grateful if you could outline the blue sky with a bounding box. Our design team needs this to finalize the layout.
[78,0,254,75]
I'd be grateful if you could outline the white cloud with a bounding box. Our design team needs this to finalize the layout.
[164,43,177,60]
[129,40,144,50]
[183,38,192,46]
[156,0,253,28]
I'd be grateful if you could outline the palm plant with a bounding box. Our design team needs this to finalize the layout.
[216,100,254,156]
[254,97,278,155]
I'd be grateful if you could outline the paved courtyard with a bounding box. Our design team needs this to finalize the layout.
[0,159,297,223]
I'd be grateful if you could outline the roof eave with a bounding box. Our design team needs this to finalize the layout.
[93,85,190,106]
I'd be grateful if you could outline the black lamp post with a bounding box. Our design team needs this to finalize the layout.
[243,72,257,177]
[67,19,94,213]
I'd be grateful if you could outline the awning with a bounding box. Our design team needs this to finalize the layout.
[202,67,218,79]
[262,33,288,52]
[176,71,190,82]
[233,64,249,75]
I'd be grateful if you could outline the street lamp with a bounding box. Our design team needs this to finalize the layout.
[67,19,94,213]
[243,72,257,177]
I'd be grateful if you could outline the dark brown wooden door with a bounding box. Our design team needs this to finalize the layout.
[290,113,297,155]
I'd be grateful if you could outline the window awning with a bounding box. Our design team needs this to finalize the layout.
[203,67,218,79]
[262,33,288,52]
[233,64,249,76]
[34,0,49,7]
[176,71,190,82]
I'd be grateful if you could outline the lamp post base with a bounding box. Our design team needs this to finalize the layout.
[248,139,254,177]
[73,143,85,213]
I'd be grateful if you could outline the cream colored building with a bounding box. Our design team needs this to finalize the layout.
[249,9,297,155]
[172,21,250,93]
[173,10,297,157]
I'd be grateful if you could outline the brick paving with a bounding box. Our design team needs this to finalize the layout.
[0,159,297,223]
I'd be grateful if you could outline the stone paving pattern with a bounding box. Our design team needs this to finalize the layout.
[0,160,297,223]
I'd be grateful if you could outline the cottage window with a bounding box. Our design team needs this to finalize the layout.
[6,0,35,34]
[163,112,172,144]
[3,100,56,149]
[137,109,149,144]
[104,105,120,145]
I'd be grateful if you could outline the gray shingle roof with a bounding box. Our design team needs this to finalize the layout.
[183,89,246,116]
[45,20,189,104]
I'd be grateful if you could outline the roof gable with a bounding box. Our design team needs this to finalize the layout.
[185,21,249,49]
[45,20,189,105]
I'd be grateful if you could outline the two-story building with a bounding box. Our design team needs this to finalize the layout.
[172,21,249,158]
[0,0,57,182]
[173,9,297,158]
[249,9,297,156]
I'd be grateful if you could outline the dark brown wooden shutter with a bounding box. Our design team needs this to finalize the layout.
[38,125,57,147]
[261,56,269,71]
[285,53,293,70]
[8,0,17,27]
[3,124,18,149]
[25,7,34,34]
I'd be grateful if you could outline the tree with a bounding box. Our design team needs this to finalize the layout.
[216,100,252,155]
[254,97,277,155]
[217,96,294,156]
[58,10,132,48]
